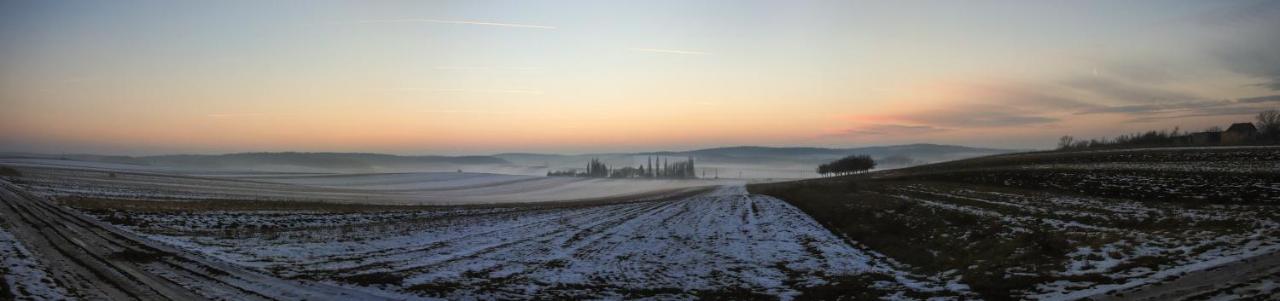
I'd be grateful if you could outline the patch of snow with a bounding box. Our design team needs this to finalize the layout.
[0,217,75,300]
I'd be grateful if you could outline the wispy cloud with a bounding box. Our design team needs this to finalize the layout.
[433,66,541,72]
[206,113,296,118]
[628,48,710,55]
[1238,94,1280,103]
[354,18,556,29]
[431,88,545,95]
[1127,106,1268,123]
[420,109,515,115]
[384,88,545,95]
[1078,94,1280,114]
[920,109,1059,127]
[827,124,947,138]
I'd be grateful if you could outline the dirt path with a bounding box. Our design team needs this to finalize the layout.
[1088,249,1280,301]
[0,180,392,301]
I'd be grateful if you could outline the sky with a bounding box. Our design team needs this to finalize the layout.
[2,0,1278,155]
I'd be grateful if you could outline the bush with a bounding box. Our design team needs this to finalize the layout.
[0,166,20,177]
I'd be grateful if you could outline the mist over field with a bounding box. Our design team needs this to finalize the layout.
[3,143,1013,178]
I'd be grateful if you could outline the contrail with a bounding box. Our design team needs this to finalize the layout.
[355,18,556,29]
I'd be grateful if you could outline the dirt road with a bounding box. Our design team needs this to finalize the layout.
[0,180,392,300]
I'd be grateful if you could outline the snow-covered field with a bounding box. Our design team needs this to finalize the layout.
[1,158,727,205]
[0,158,969,299]
[79,186,966,299]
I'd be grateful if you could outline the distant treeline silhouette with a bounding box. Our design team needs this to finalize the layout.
[817,155,876,176]
[548,156,697,179]
[1058,109,1280,150]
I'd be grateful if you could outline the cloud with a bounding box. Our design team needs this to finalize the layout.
[206,113,296,118]
[1076,94,1280,117]
[1062,76,1199,103]
[1094,60,1185,85]
[1075,102,1213,115]
[434,66,541,72]
[827,124,947,138]
[421,109,515,115]
[628,48,710,55]
[1238,94,1280,103]
[913,109,1059,127]
[432,88,545,95]
[837,82,1072,135]
[1127,106,1267,123]
[848,106,1060,129]
[354,18,556,29]
[385,88,545,95]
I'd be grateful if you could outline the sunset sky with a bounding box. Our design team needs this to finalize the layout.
[2,0,1278,155]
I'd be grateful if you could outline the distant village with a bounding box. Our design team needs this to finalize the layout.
[548,156,700,179]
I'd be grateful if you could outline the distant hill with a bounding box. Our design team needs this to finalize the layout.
[497,144,1015,165]
[3,144,1019,177]
[495,144,1021,178]
[12,152,512,173]
[680,144,1014,165]
[144,152,508,169]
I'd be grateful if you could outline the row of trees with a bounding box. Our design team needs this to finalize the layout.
[817,155,876,176]
[1058,109,1280,150]
[1057,128,1188,150]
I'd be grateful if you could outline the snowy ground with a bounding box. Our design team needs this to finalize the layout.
[0,158,728,205]
[83,186,967,299]
[0,219,74,300]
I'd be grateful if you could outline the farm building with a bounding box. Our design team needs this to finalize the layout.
[1221,123,1258,144]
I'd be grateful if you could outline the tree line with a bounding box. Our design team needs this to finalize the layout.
[547,156,697,179]
[1058,109,1280,150]
[817,155,876,176]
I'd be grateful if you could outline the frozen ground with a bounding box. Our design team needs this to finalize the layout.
[882,184,1280,300]
[88,185,965,299]
[0,221,73,300]
[750,146,1280,299]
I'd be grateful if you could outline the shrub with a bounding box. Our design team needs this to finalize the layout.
[0,166,21,177]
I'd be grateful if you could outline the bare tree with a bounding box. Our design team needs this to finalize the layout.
[1258,109,1280,142]
[1058,135,1075,150]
